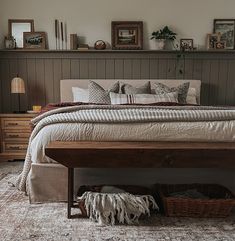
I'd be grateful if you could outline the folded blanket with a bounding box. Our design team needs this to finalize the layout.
[77,191,158,225]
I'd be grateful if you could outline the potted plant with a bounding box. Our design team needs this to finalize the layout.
[150,26,177,50]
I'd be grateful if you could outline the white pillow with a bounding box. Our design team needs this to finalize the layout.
[110,92,178,105]
[186,88,197,105]
[72,87,89,102]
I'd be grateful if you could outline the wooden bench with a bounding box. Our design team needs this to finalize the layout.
[45,141,235,218]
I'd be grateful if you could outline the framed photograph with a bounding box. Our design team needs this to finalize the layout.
[214,19,235,49]
[215,41,226,50]
[112,21,143,50]
[207,33,220,50]
[23,32,47,49]
[8,19,34,48]
[180,39,194,50]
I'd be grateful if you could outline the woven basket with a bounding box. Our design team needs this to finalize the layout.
[157,184,235,218]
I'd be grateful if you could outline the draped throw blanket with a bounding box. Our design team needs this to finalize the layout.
[16,104,235,192]
[78,191,158,225]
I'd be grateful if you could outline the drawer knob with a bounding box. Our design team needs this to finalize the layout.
[8,123,18,126]
[9,134,19,138]
[9,146,21,150]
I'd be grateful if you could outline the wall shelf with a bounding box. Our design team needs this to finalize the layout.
[1,49,235,54]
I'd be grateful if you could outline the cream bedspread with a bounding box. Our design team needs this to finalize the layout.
[16,105,235,192]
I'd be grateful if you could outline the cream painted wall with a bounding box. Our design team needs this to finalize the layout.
[0,0,235,49]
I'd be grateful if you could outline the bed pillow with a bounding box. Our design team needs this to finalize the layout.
[72,87,89,102]
[121,81,151,94]
[154,82,190,104]
[110,92,178,105]
[186,87,197,105]
[89,81,119,104]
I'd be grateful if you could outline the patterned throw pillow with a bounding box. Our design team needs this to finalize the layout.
[154,82,190,104]
[121,82,151,94]
[110,92,178,105]
[89,81,119,104]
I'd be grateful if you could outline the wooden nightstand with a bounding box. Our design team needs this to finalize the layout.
[0,113,37,161]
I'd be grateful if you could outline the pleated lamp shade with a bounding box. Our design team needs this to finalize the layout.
[11,77,25,94]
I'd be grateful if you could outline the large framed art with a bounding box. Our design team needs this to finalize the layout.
[111,21,143,50]
[214,19,235,50]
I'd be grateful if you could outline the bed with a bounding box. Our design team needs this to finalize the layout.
[16,79,235,203]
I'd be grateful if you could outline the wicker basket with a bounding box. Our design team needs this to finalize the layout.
[157,184,235,218]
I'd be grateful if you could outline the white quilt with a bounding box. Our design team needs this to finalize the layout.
[16,105,235,192]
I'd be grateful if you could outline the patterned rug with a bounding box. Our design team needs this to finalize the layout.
[0,162,235,241]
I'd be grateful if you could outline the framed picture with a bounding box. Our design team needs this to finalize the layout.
[23,32,47,49]
[8,19,34,48]
[180,39,194,50]
[215,41,226,50]
[214,19,235,49]
[112,21,143,50]
[207,33,220,50]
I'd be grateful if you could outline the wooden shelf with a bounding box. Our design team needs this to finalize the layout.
[1,49,235,54]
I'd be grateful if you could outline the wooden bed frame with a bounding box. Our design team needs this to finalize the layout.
[45,141,235,218]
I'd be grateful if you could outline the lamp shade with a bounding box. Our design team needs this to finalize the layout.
[11,77,25,94]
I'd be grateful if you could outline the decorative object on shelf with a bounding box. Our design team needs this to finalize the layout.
[78,44,89,51]
[94,40,106,50]
[207,33,220,50]
[180,39,194,51]
[215,41,226,50]
[60,23,63,49]
[8,19,34,48]
[112,21,143,50]
[64,22,68,50]
[4,36,16,49]
[55,19,59,50]
[23,32,47,49]
[11,76,26,113]
[150,26,177,50]
[70,34,78,50]
[214,19,235,50]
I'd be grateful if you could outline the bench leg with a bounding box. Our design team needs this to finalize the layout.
[68,167,74,219]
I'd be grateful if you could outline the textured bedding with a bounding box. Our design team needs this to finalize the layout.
[17,104,235,192]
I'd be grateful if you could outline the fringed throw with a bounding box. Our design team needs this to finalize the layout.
[77,191,158,225]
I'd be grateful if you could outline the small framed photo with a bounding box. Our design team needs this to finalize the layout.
[23,32,47,49]
[112,21,143,50]
[207,33,220,50]
[214,19,235,50]
[215,41,226,50]
[180,39,194,51]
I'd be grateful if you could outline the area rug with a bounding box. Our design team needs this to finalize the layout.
[0,162,235,241]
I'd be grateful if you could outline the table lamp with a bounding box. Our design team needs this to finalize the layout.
[11,76,26,113]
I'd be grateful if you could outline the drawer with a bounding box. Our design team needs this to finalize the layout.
[3,142,28,152]
[3,131,31,140]
[1,118,31,130]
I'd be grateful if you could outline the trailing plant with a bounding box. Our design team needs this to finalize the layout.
[151,26,177,40]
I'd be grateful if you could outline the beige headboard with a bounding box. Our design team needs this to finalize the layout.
[60,79,201,103]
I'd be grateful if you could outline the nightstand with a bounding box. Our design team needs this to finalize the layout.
[0,113,37,161]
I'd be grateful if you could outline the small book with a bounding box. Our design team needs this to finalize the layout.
[70,34,78,50]
[77,44,89,50]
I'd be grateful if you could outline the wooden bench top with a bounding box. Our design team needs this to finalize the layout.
[45,141,235,169]
[46,141,235,150]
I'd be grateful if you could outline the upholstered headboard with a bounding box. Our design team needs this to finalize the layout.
[60,79,201,103]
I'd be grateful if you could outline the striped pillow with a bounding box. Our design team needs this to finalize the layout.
[110,92,178,105]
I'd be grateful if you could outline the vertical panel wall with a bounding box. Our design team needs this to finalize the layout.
[0,50,234,112]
